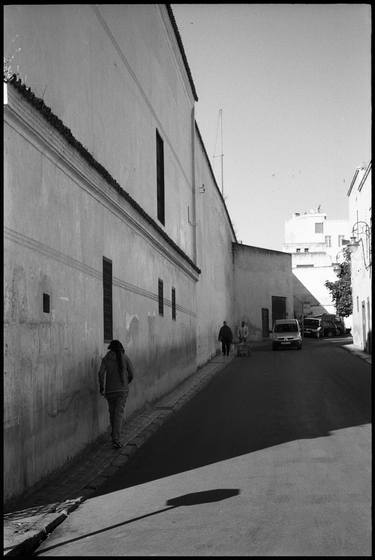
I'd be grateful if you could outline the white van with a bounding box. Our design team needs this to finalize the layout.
[271,319,302,351]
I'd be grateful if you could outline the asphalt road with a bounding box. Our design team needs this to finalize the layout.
[36,338,371,556]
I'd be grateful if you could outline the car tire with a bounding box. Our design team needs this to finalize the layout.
[327,330,334,338]
[272,344,278,351]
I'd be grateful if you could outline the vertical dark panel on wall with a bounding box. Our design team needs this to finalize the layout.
[43,293,50,314]
[103,257,113,341]
[261,308,269,337]
[156,129,165,225]
[172,287,176,320]
[271,296,286,325]
[158,278,164,316]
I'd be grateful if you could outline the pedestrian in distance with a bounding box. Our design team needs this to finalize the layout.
[237,320,249,343]
[218,321,233,356]
[98,339,134,448]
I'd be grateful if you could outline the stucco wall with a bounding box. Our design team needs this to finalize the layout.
[233,244,293,340]
[4,4,203,501]
[4,4,196,260]
[3,4,239,502]
[4,89,199,501]
[194,127,236,365]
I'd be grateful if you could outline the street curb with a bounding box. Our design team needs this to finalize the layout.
[4,499,83,557]
[340,343,372,365]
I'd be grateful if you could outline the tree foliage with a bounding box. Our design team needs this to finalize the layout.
[325,247,352,317]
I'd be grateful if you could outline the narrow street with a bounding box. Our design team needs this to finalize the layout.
[35,338,371,556]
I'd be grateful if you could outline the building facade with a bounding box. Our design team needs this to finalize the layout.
[4,4,292,502]
[347,162,372,352]
[282,210,350,321]
[233,244,294,339]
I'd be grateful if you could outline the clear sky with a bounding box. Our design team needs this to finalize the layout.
[172,3,371,251]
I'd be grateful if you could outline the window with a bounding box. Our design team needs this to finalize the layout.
[338,235,345,246]
[171,287,176,320]
[156,130,165,225]
[103,257,113,341]
[296,248,301,253]
[43,293,50,313]
[325,235,331,247]
[158,279,164,316]
[304,248,309,253]
[315,222,323,233]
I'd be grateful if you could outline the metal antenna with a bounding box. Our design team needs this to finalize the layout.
[213,109,224,195]
[220,109,224,196]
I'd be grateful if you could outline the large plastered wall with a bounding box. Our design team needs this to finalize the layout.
[4,4,196,259]
[233,244,294,340]
[3,4,239,502]
[194,127,236,365]
[4,85,199,501]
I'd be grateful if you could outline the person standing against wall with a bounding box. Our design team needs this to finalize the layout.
[98,339,134,448]
[237,320,249,343]
[218,321,233,356]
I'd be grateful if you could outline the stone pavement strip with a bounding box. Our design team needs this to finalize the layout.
[3,352,237,557]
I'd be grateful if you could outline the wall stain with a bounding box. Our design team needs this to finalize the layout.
[11,266,28,322]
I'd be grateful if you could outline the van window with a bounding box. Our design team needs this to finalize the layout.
[274,323,298,333]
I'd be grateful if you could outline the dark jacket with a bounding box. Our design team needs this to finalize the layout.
[98,350,134,396]
[218,325,233,343]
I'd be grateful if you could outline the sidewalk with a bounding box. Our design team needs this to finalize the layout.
[340,341,372,365]
[4,350,244,556]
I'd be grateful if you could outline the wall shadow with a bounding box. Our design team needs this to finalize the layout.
[90,339,371,500]
[292,273,330,317]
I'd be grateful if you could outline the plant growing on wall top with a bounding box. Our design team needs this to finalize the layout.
[4,55,17,82]
[4,36,21,82]
[325,247,353,317]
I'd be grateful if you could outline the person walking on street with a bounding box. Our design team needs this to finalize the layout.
[218,321,233,356]
[237,320,249,343]
[98,339,134,448]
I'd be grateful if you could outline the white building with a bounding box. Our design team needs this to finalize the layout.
[347,162,372,352]
[282,209,350,319]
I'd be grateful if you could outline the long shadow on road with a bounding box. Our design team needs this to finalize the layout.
[92,339,371,499]
[35,489,241,555]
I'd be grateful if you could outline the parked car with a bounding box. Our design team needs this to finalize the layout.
[312,314,346,337]
[271,319,302,350]
[303,317,322,339]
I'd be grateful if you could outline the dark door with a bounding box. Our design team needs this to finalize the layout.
[366,298,372,353]
[272,296,286,326]
[362,300,367,351]
[261,308,269,337]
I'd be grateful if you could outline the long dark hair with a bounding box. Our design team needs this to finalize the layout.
[108,340,124,373]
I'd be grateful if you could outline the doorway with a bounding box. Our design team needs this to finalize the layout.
[362,300,367,351]
[261,308,269,337]
[272,296,286,326]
